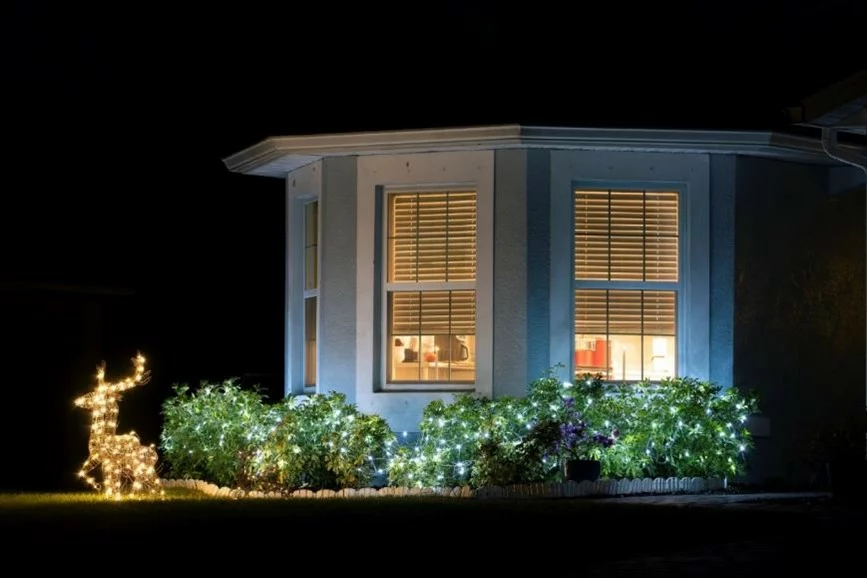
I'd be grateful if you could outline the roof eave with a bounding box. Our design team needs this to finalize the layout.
[223,125,854,179]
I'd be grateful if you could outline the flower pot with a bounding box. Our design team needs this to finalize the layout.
[563,459,601,483]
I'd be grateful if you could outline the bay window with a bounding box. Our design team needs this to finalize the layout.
[386,190,477,386]
[574,189,679,381]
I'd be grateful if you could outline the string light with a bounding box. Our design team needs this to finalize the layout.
[74,353,163,500]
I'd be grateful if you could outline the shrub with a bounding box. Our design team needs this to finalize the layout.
[160,380,277,488]
[386,368,609,488]
[250,392,395,491]
[387,366,760,486]
[387,394,536,488]
[578,376,760,479]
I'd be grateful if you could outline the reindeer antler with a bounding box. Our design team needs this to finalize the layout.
[111,352,151,393]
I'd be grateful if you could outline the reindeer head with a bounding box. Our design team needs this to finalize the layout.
[74,353,150,410]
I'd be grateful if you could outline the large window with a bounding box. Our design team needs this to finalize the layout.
[386,190,476,386]
[574,189,679,381]
[303,200,318,389]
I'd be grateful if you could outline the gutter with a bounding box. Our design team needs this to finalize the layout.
[820,127,867,176]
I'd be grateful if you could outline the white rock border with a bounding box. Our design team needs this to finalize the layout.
[160,476,726,500]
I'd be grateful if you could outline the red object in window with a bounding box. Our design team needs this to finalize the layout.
[592,339,609,368]
[576,349,594,367]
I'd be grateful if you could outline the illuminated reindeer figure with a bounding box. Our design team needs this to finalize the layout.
[74,353,162,499]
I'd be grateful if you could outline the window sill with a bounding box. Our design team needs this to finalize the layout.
[381,383,475,393]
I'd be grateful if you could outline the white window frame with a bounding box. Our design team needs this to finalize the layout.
[571,183,685,383]
[380,185,477,392]
[302,199,319,392]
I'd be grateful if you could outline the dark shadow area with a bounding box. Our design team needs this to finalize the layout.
[735,161,866,487]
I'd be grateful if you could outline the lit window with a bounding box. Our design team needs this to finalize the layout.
[574,190,679,381]
[303,200,318,388]
[386,191,476,385]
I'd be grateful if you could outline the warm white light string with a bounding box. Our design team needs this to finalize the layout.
[75,353,163,500]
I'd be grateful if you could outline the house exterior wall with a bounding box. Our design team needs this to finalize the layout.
[285,148,744,435]
[733,156,866,486]
[354,151,495,431]
[285,161,322,395]
[548,150,714,380]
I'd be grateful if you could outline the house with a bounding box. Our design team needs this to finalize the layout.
[224,106,866,484]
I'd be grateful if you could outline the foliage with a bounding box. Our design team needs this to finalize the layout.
[471,434,551,488]
[387,366,760,486]
[160,383,394,491]
[387,367,615,487]
[160,380,275,488]
[579,376,760,478]
[251,393,395,491]
[162,366,761,490]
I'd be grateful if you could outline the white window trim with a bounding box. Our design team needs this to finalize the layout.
[381,186,477,392]
[286,193,320,395]
[377,183,479,392]
[572,186,684,383]
[355,152,495,407]
[548,152,712,383]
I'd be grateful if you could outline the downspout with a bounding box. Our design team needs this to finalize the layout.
[820,128,867,459]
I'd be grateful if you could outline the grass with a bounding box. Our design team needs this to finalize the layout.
[3,488,862,573]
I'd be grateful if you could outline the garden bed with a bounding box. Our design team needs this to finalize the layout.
[161,475,727,499]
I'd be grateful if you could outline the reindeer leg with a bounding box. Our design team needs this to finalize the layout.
[79,455,101,491]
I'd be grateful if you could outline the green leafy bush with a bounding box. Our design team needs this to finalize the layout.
[161,383,395,492]
[387,394,537,487]
[570,374,759,479]
[251,392,395,491]
[387,366,760,487]
[160,380,277,488]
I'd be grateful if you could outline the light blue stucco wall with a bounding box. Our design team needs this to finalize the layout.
[493,149,529,397]
[548,150,712,381]
[709,155,736,388]
[317,156,358,400]
[526,149,552,382]
[287,148,766,439]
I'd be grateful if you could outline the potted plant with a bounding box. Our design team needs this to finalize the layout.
[529,397,617,483]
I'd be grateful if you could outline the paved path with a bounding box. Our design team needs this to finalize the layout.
[592,491,833,507]
[584,492,864,576]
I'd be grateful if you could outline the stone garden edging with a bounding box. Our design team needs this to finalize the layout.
[160,476,727,500]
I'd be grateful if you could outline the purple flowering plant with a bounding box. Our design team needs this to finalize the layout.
[535,396,618,462]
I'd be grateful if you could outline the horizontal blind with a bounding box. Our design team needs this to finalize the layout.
[574,190,679,282]
[389,191,476,283]
[575,289,676,335]
[391,290,476,335]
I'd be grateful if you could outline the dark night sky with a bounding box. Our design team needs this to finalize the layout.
[1,2,865,489]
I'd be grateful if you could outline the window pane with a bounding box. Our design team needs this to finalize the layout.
[644,191,678,282]
[304,296,317,387]
[305,246,318,291]
[304,201,318,290]
[575,289,676,381]
[305,201,318,246]
[388,290,475,384]
[388,191,476,283]
[574,189,679,282]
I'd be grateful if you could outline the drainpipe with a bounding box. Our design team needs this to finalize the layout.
[819,128,867,459]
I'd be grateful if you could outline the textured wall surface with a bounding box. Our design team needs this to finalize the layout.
[734,156,866,486]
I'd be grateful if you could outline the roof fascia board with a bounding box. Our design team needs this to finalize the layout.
[224,125,856,178]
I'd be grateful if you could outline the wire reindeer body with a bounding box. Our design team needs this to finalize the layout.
[74,353,162,499]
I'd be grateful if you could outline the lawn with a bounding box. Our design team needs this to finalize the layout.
[2,489,862,574]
